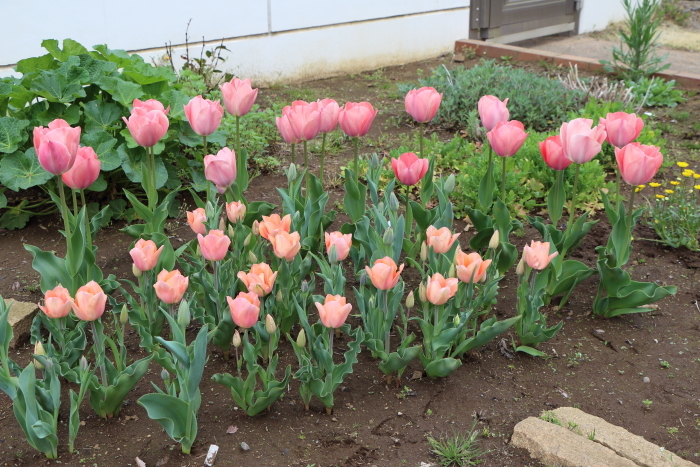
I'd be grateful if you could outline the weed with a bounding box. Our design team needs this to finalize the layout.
[643,399,653,409]
[427,420,484,466]
[540,411,562,426]
[660,360,671,368]
[588,428,596,441]
[667,426,679,435]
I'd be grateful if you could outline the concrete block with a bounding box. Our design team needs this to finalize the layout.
[4,299,38,349]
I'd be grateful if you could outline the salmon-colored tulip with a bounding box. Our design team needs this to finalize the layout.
[287,101,321,141]
[71,281,107,321]
[426,225,460,254]
[325,231,352,261]
[318,98,340,133]
[204,147,237,193]
[425,273,458,305]
[487,120,528,158]
[33,119,81,175]
[154,269,189,304]
[62,146,101,189]
[455,250,491,283]
[315,294,353,328]
[276,114,300,144]
[237,263,278,297]
[269,231,301,261]
[365,257,404,290]
[39,285,72,319]
[615,143,663,186]
[405,87,442,123]
[129,239,164,272]
[477,95,509,131]
[187,208,207,235]
[339,102,377,137]
[523,241,558,270]
[600,112,644,148]
[198,230,230,261]
[391,152,429,186]
[226,201,246,223]
[227,291,260,328]
[258,214,292,241]
[122,101,169,148]
[560,118,606,164]
[220,78,258,117]
[184,95,224,136]
[539,135,571,171]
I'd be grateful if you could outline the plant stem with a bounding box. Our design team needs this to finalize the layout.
[72,189,78,217]
[235,345,240,378]
[203,135,208,158]
[383,290,390,355]
[320,132,327,183]
[627,188,636,240]
[569,164,581,223]
[235,116,240,155]
[213,261,220,322]
[291,143,295,165]
[328,327,334,356]
[57,176,71,239]
[90,321,108,389]
[419,122,424,158]
[353,137,359,182]
[404,190,413,242]
[612,151,622,210]
[303,140,308,168]
[80,190,91,250]
[552,170,564,226]
[501,156,507,202]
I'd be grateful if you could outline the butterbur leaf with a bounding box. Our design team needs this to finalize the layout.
[0,117,30,154]
[31,69,87,103]
[82,132,121,171]
[0,149,53,191]
[83,101,122,133]
[37,102,81,126]
[41,39,89,61]
[0,204,31,230]
[96,76,144,106]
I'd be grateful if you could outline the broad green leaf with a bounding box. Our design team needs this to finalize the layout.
[0,117,29,154]
[159,90,191,120]
[0,204,31,230]
[77,54,117,82]
[119,145,168,188]
[15,54,58,74]
[0,193,6,209]
[96,76,144,107]
[0,148,52,191]
[87,174,108,192]
[31,70,86,102]
[82,101,122,132]
[82,132,120,171]
[122,61,177,85]
[37,102,81,126]
[42,39,89,61]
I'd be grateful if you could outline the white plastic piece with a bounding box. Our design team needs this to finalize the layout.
[204,444,219,466]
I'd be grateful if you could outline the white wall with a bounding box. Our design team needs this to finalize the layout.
[578,0,628,33]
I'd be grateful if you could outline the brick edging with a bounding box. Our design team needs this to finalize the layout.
[455,39,700,87]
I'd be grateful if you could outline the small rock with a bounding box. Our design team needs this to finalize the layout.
[643,377,650,383]
[281,448,289,456]
[397,412,403,416]
[80,421,86,426]
[240,442,250,452]
[331,417,338,422]
[204,444,219,466]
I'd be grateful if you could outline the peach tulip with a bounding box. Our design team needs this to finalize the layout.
[198,230,231,261]
[523,241,558,270]
[477,95,509,131]
[615,143,663,186]
[425,273,458,305]
[455,250,491,283]
[318,98,340,133]
[560,118,606,164]
[122,102,169,148]
[286,101,321,141]
[226,201,246,223]
[204,147,237,193]
[325,231,352,261]
[365,257,404,290]
[269,231,301,261]
[33,119,81,175]
[237,263,278,297]
[539,135,571,171]
[187,208,207,235]
[129,239,164,272]
[315,294,353,329]
[600,112,644,148]
[487,120,528,158]
[62,146,101,189]
[38,285,72,319]
[391,152,429,186]
[220,78,258,117]
[154,269,189,304]
[405,87,442,123]
[426,226,460,254]
[184,96,224,136]
[258,213,292,241]
[227,291,260,328]
[338,102,378,137]
[72,281,107,321]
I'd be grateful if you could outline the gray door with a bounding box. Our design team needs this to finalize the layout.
[469,0,581,43]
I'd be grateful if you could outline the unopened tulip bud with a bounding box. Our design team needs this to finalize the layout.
[370,153,381,170]
[448,264,456,278]
[359,272,367,287]
[232,330,242,348]
[120,304,129,324]
[228,225,235,239]
[293,211,301,226]
[276,290,283,302]
[418,282,427,303]
[265,314,276,334]
[420,242,428,262]
[296,329,306,348]
[177,300,190,327]
[219,217,226,231]
[248,251,257,263]
[389,193,400,211]
[34,341,46,370]
[444,174,456,194]
[368,296,376,309]
[252,220,260,236]
[287,163,297,184]
[243,233,252,247]
[454,314,460,326]
[196,245,202,257]
[406,291,415,309]
[161,369,170,381]
[516,256,525,275]
[383,227,394,246]
[329,244,339,264]
[80,356,89,372]
[377,202,385,212]
[301,280,309,293]
[489,231,500,249]
[132,264,142,278]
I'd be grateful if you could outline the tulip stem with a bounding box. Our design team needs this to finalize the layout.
[404,190,413,242]
[72,189,78,217]
[569,164,581,225]
[383,290,390,355]
[291,143,296,165]
[551,170,564,226]
[212,261,221,322]
[501,156,507,202]
[147,146,157,210]
[353,137,359,182]
[235,116,240,156]
[303,140,309,190]
[328,327,334,356]
[57,176,71,239]
[90,321,108,389]
[235,345,240,378]
[202,135,208,159]
[320,132,327,184]
[419,122,425,158]
[627,188,636,242]
[80,190,91,250]
[611,151,622,210]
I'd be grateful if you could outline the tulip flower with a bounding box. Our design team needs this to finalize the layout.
[204,147,237,193]
[325,231,352,261]
[186,208,207,235]
[405,87,442,123]
[539,135,571,171]
[425,273,458,305]
[133,98,170,114]
[184,96,224,136]
[487,120,528,158]
[365,257,404,290]
[227,291,260,329]
[477,95,509,131]
[338,102,378,137]
[129,239,164,272]
[237,263,278,297]
[33,119,81,175]
[71,281,107,321]
[269,231,301,261]
[258,213,292,241]
[615,143,663,186]
[455,250,491,283]
[62,146,101,190]
[286,101,321,142]
[154,269,189,304]
[318,99,340,133]
[198,230,231,261]
[391,152,429,186]
[600,112,644,148]
[523,241,558,270]
[425,226,460,254]
[315,294,353,329]
[38,285,72,319]
[560,118,607,164]
[122,103,169,148]
[220,78,258,117]
[276,114,300,145]
[226,201,246,223]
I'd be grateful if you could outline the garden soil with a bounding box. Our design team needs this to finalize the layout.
[1,55,699,467]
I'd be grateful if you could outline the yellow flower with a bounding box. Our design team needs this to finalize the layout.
[665,189,674,194]
[682,170,695,177]
[670,181,680,186]
[634,187,643,192]
[649,182,661,187]
[694,174,700,179]
[677,162,689,168]
[695,185,700,190]
[655,194,665,199]
[654,220,659,224]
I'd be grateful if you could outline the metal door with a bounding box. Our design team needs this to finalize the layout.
[469,0,581,44]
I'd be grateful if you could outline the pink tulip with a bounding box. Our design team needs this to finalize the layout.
[204,147,237,193]
[338,102,378,137]
[129,239,164,272]
[227,291,260,328]
[455,250,491,283]
[487,120,528,158]
[523,241,558,270]
[62,146,101,189]
[426,225,460,254]
[286,101,322,141]
[184,96,224,136]
[425,273,458,305]
[560,118,607,164]
[226,201,246,223]
[325,231,352,261]
[220,78,258,117]
[237,263,278,297]
[364,257,404,290]
[122,102,169,148]
[539,135,571,171]
[477,95,509,131]
[405,87,442,123]
[33,119,81,175]
[600,112,644,148]
[258,214,292,241]
[276,114,301,144]
[315,294,353,329]
[154,269,189,304]
[71,281,106,321]
[615,143,663,186]
[391,152,429,186]
[269,231,301,261]
[38,285,72,319]
[198,230,231,261]
[318,99,340,133]
[187,208,207,235]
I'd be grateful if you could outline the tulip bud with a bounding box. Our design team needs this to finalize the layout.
[196,245,202,257]
[252,220,260,236]
[383,227,394,246]
[177,300,190,327]
[243,233,252,247]
[287,163,298,184]
[161,369,170,381]
[132,264,142,278]
[368,296,376,309]
[34,341,46,370]
[276,290,283,302]
[296,329,306,348]
[389,192,400,212]
[418,282,427,303]
[454,314,460,326]
[370,153,381,170]
[120,304,129,324]
[248,251,258,263]
[448,264,456,278]
[265,314,276,334]
[293,211,301,226]
[420,242,428,262]
[359,272,367,287]
[489,230,500,249]
[406,291,415,309]
[232,330,242,348]
[80,356,89,373]
[444,174,456,194]
[328,244,339,264]
[301,280,309,293]
[228,224,235,239]
[219,217,226,231]
[516,256,525,275]
[377,202,385,212]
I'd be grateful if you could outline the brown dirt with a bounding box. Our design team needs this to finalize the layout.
[1,56,700,467]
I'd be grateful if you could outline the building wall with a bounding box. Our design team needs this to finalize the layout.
[578,0,628,33]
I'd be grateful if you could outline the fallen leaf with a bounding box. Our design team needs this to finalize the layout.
[226,425,238,434]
